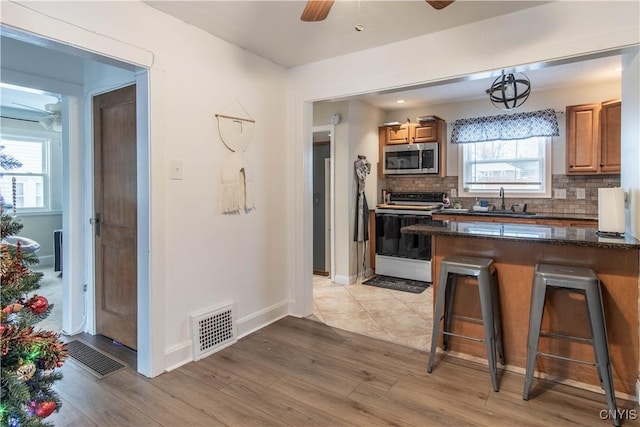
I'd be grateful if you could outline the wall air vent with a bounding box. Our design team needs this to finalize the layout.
[190,303,237,361]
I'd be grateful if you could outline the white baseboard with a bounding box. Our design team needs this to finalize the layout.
[162,299,289,372]
[333,274,357,285]
[163,341,192,372]
[236,299,289,338]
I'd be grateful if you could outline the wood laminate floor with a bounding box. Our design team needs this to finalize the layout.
[50,316,638,427]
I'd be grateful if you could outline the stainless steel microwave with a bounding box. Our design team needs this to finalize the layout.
[383,142,439,175]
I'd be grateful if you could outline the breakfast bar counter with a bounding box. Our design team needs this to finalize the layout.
[402,221,640,396]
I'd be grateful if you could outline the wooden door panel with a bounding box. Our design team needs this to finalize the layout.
[566,103,599,174]
[94,85,137,349]
[600,100,621,173]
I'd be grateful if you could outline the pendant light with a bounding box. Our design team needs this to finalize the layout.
[486,71,531,110]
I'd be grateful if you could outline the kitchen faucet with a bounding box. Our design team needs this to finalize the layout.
[499,186,505,211]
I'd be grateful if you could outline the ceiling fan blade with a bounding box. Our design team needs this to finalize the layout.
[426,0,455,10]
[301,0,334,22]
[12,102,48,114]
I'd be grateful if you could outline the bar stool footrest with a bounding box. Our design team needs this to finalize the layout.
[451,315,484,324]
[540,331,593,344]
[536,351,596,366]
[442,331,485,343]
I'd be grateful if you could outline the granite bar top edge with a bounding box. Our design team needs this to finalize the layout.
[434,210,598,221]
[401,221,640,250]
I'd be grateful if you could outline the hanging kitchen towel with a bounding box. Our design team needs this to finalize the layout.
[598,187,625,234]
[220,152,255,214]
[353,157,371,242]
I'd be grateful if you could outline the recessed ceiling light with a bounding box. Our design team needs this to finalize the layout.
[396,99,405,104]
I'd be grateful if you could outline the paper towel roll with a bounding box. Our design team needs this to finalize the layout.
[598,187,625,234]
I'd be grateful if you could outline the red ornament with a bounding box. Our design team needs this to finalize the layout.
[35,401,56,418]
[28,296,49,315]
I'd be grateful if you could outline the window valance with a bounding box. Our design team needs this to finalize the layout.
[451,109,559,144]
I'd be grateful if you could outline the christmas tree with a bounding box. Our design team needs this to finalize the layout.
[1,149,67,426]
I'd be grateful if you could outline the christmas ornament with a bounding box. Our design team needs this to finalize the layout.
[16,362,36,381]
[35,401,56,418]
[2,303,23,314]
[7,414,20,427]
[26,296,48,315]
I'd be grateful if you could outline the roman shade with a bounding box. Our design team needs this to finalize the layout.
[451,109,559,144]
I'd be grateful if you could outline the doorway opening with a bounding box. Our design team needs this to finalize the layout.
[312,128,331,277]
[1,26,152,375]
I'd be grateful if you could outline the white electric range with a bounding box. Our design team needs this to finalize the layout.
[374,192,446,282]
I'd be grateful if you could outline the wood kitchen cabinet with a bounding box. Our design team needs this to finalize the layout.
[566,100,620,175]
[599,99,621,173]
[378,116,447,177]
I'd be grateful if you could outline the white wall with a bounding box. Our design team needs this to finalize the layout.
[346,100,383,279]
[2,1,290,375]
[313,100,383,283]
[288,1,640,316]
[621,48,640,238]
[384,80,621,176]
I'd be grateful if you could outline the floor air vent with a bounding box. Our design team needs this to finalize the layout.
[191,303,237,360]
[66,339,128,378]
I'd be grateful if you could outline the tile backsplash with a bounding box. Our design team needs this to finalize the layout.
[384,174,621,216]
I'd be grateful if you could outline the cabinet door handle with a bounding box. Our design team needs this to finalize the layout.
[600,163,605,167]
[569,165,574,168]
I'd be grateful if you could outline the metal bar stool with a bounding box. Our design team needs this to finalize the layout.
[428,255,505,392]
[523,264,619,427]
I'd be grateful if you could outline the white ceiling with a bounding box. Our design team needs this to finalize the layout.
[144,1,549,69]
[0,1,622,115]
[145,0,622,110]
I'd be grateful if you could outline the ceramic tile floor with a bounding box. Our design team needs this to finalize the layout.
[311,275,433,351]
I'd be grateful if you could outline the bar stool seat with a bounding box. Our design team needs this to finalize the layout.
[428,255,505,392]
[523,263,619,427]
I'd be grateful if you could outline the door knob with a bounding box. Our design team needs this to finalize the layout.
[90,214,101,236]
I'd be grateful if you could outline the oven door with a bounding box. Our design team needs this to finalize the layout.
[375,213,401,256]
[375,213,432,260]
[398,215,432,260]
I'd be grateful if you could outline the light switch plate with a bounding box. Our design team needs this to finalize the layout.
[576,188,586,199]
[450,188,457,198]
[553,188,566,199]
[170,159,183,180]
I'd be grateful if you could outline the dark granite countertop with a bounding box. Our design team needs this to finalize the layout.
[401,221,640,249]
[433,209,598,222]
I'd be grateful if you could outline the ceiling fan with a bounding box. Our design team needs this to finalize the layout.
[12,98,63,132]
[301,0,455,22]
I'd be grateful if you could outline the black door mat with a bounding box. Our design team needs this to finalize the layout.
[362,275,430,294]
[66,339,128,378]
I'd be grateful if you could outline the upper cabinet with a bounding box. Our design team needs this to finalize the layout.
[599,100,621,174]
[413,120,439,143]
[384,123,412,144]
[378,116,447,178]
[381,117,442,145]
[566,100,621,175]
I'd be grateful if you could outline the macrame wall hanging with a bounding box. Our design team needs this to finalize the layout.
[216,101,256,214]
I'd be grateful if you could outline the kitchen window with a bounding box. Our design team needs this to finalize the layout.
[0,136,50,211]
[459,137,551,197]
[452,109,558,198]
